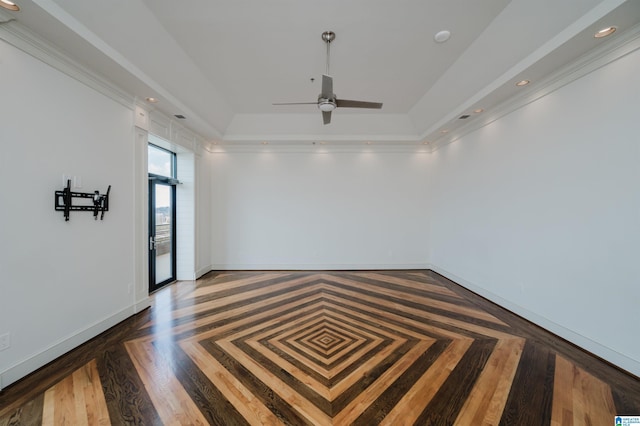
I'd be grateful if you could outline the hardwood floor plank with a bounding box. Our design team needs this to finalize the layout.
[454,338,525,425]
[325,274,507,326]
[74,360,110,425]
[186,340,312,425]
[96,345,162,425]
[0,393,43,426]
[191,273,292,298]
[167,343,250,426]
[156,282,328,339]
[499,340,556,426]
[613,386,640,417]
[47,369,75,426]
[352,271,466,299]
[376,338,473,425]
[551,355,576,426]
[350,339,450,425]
[41,389,54,426]
[321,289,512,341]
[124,340,209,425]
[413,338,498,425]
[216,338,333,424]
[551,354,616,426]
[141,274,319,331]
[333,339,438,425]
[252,307,408,382]
[2,270,639,425]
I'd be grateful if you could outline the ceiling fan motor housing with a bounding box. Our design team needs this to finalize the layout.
[318,98,336,112]
[272,30,381,124]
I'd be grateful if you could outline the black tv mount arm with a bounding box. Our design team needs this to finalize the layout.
[55,179,111,221]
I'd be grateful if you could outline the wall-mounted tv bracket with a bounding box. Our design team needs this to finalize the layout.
[55,179,111,221]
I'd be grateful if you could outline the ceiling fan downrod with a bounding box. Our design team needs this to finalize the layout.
[321,31,335,76]
[271,29,381,125]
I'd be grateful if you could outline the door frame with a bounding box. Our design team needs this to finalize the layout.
[148,175,178,293]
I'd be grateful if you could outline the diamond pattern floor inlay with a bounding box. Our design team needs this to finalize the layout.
[1,271,639,425]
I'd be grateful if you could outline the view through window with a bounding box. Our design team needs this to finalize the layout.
[148,144,177,290]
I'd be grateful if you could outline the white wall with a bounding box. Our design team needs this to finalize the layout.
[0,40,137,388]
[429,48,640,375]
[176,151,196,280]
[1,11,637,390]
[210,150,432,269]
[196,151,213,277]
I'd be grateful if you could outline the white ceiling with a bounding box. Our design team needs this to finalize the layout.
[4,0,640,145]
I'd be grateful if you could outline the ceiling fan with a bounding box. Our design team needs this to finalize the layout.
[273,31,383,125]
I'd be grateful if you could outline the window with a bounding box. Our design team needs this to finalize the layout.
[148,144,178,291]
[148,144,176,179]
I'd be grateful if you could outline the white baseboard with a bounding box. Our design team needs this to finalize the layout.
[429,264,640,378]
[196,265,212,279]
[134,297,152,313]
[176,272,196,281]
[209,263,430,271]
[0,305,137,391]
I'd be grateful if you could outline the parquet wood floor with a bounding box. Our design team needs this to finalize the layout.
[1,270,639,425]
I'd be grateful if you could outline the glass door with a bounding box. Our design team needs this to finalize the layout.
[149,181,176,291]
[148,144,178,292]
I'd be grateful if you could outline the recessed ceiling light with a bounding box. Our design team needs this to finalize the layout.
[594,26,616,38]
[0,0,19,11]
[434,30,451,43]
[516,80,530,87]
[0,0,19,10]
[440,129,449,134]
[473,108,484,114]
[261,141,268,145]
[422,141,429,145]
[365,141,372,145]
[145,97,158,103]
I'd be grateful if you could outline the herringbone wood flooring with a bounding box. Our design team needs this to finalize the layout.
[1,270,639,425]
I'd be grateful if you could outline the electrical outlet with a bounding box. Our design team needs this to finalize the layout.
[0,333,10,351]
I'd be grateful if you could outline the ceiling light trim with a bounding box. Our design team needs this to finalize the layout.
[26,0,228,140]
[5,0,638,153]
[0,9,224,145]
[0,0,19,12]
[411,0,631,141]
[0,15,134,108]
[595,26,617,38]
[434,30,451,43]
[426,22,640,152]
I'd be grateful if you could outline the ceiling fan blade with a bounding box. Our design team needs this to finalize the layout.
[272,102,318,105]
[321,74,333,98]
[336,99,383,109]
[322,111,332,125]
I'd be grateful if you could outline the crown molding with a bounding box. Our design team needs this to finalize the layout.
[0,13,134,110]
[427,22,640,152]
[4,7,637,155]
[0,8,16,24]
[0,11,215,148]
[214,22,640,153]
[204,142,434,155]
